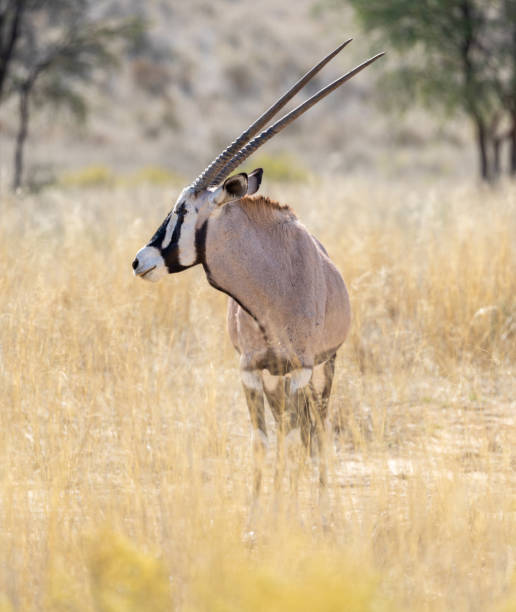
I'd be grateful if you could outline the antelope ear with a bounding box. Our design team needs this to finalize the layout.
[247,168,263,195]
[214,173,249,205]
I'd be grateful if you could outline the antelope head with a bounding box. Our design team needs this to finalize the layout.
[132,40,383,282]
[131,170,263,281]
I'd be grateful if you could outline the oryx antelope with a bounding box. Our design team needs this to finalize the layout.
[132,41,383,508]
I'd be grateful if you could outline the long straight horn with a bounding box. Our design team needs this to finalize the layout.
[191,39,353,191]
[210,52,384,184]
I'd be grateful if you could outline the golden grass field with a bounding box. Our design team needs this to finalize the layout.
[0,176,515,611]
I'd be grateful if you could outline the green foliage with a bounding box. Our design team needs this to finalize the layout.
[36,77,89,122]
[337,0,516,180]
[5,5,144,102]
[346,0,492,115]
[243,152,308,182]
[2,0,147,189]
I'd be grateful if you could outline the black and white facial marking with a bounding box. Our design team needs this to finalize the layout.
[132,186,195,282]
[132,169,263,282]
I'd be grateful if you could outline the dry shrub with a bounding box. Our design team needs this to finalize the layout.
[59,165,116,188]
[0,596,14,612]
[191,542,391,612]
[58,165,184,189]
[88,531,172,612]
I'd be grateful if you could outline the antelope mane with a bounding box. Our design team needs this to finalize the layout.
[234,195,296,226]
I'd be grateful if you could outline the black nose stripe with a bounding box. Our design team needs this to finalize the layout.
[132,258,139,270]
[149,212,172,247]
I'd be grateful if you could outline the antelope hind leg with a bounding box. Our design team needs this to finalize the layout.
[262,367,313,515]
[309,355,337,522]
[262,371,288,505]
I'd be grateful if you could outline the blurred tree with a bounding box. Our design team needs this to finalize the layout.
[0,0,26,101]
[500,0,516,175]
[0,0,143,189]
[341,0,516,181]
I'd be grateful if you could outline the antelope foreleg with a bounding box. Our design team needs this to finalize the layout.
[241,370,267,517]
[284,368,313,512]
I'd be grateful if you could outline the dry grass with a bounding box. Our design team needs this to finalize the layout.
[0,177,515,611]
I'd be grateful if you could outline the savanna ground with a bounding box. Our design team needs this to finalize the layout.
[0,174,515,611]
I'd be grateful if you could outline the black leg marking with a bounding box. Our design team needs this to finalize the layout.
[263,376,287,429]
[243,386,266,434]
[242,382,267,498]
[311,353,336,424]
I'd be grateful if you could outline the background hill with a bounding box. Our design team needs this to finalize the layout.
[0,0,474,188]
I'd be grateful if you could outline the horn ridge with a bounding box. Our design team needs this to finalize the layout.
[191,39,353,191]
[211,52,385,183]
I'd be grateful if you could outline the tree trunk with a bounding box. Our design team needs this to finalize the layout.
[474,116,491,181]
[0,0,26,101]
[509,0,516,176]
[13,82,30,190]
[459,2,492,181]
[493,137,502,179]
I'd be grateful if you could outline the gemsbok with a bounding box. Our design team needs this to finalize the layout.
[132,40,383,511]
